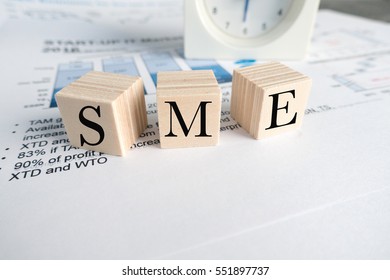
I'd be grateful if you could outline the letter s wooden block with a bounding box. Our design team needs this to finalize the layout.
[157,70,221,148]
[231,62,312,139]
[55,71,147,156]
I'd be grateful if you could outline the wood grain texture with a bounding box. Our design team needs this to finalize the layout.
[231,63,312,139]
[55,71,147,156]
[157,70,222,148]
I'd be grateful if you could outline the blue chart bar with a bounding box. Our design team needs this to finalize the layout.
[103,57,147,94]
[141,52,181,86]
[332,75,365,92]
[234,59,257,68]
[177,50,232,84]
[50,62,93,108]
[102,57,139,76]
[186,60,232,83]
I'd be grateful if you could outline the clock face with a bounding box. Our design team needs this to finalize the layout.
[204,0,293,39]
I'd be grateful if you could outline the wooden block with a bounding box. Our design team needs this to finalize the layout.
[157,70,221,148]
[55,71,147,156]
[231,63,312,139]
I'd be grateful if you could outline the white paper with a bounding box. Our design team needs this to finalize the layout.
[0,5,389,259]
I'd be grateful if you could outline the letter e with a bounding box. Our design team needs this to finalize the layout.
[79,105,105,146]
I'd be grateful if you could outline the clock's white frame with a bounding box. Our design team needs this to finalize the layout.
[184,0,320,60]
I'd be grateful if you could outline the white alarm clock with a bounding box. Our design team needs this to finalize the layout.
[184,0,320,59]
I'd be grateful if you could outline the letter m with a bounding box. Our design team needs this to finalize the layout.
[165,101,212,137]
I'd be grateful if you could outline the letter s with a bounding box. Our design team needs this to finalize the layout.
[78,105,105,146]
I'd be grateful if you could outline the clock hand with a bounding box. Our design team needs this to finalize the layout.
[243,0,250,22]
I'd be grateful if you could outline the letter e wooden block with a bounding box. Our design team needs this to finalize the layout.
[157,70,221,148]
[231,62,312,139]
[55,71,147,156]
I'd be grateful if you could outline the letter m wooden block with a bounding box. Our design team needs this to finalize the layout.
[55,71,147,156]
[157,70,221,148]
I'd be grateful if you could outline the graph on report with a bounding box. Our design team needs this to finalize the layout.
[50,62,93,107]
[49,50,232,108]
[309,29,390,62]
[332,54,390,93]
